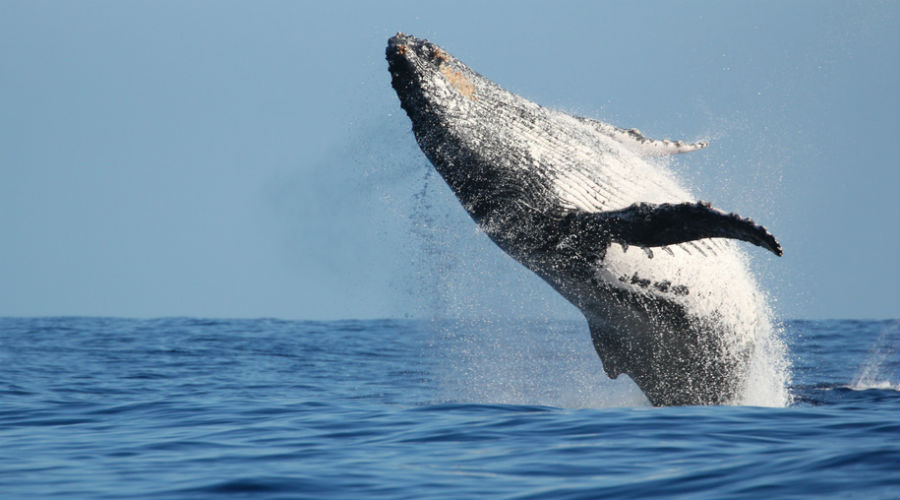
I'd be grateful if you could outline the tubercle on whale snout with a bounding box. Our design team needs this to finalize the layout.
[387,33,428,60]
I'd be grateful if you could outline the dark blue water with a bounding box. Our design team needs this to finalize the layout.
[1,317,897,499]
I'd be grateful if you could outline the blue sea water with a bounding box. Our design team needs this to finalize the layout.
[0,317,897,499]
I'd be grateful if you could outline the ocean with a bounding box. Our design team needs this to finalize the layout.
[0,317,897,499]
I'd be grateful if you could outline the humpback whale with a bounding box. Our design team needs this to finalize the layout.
[386,33,784,406]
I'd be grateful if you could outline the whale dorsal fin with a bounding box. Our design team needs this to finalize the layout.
[570,201,783,256]
[577,117,708,156]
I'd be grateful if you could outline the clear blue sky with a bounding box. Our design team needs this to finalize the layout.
[1,1,897,320]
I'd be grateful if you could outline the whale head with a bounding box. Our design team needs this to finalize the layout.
[386,33,526,221]
[386,33,482,122]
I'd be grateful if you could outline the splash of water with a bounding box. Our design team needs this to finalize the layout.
[850,321,900,392]
[428,318,650,408]
[737,309,793,406]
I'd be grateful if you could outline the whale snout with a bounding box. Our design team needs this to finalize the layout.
[386,33,410,58]
[387,33,447,110]
[387,33,420,63]
[387,33,477,123]
[387,32,415,51]
[386,33,447,70]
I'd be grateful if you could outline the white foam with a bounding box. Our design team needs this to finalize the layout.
[846,381,900,392]
[427,319,651,409]
[849,322,900,392]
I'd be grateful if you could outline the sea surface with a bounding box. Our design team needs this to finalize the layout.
[0,317,897,499]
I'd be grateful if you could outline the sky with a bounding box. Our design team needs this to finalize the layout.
[1,1,897,320]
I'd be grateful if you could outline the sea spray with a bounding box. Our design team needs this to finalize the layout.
[851,320,900,391]
[427,318,649,408]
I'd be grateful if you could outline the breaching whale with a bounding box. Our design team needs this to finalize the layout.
[386,33,784,406]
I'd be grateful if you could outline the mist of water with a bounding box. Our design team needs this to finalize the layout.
[850,321,900,391]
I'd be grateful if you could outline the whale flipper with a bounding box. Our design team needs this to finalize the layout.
[578,117,709,156]
[571,201,783,256]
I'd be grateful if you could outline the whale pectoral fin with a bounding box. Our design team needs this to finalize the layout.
[578,117,708,156]
[578,201,783,256]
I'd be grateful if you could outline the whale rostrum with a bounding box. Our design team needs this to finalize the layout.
[386,33,784,406]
